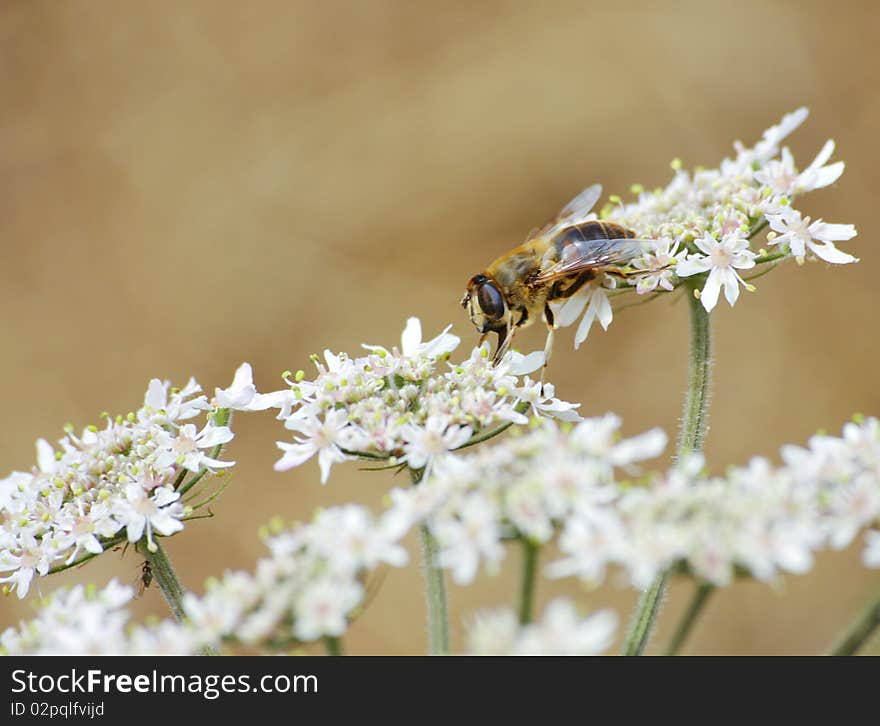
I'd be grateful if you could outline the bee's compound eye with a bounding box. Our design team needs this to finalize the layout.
[477,282,505,321]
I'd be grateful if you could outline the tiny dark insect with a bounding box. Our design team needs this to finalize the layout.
[136,560,153,598]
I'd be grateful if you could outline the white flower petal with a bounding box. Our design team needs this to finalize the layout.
[808,242,858,265]
[675,256,711,277]
[809,221,857,243]
[400,317,423,357]
[554,286,590,327]
[699,270,721,312]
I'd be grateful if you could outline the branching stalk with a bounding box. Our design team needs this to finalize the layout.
[412,468,450,655]
[830,590,880,655]
[664,582,714,655]
[519,539,539,625]
[621,279,712,655]
[324,636,344,656]
[136,538,187,623]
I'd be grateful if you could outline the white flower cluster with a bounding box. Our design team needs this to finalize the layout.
[555,416,880,587]
[182,504,408,650]
[466,599,617,655]
[557,108,857,345]
[0,579,196,655]
[387,416,667,585]
[1,504,409,655]
[268,318,581,483]
[392,415,880,591]
[0,378,234,598]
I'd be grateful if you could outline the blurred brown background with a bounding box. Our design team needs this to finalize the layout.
[1,0,878,654]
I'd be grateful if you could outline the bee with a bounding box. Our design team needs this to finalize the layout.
[461,184,649,368]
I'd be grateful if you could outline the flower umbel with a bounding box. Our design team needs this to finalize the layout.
[546,107,858,324]
[0,376,237,598]
[267,317,579,483]
[467,598,618,655]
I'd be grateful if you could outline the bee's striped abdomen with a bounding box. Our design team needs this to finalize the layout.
[552,221,635,256]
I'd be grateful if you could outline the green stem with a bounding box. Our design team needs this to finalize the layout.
[518,540,539,625]
[178,408,231,496]
[830,590,880,655]
[752,250,788,265]
[47,533,128,575]
[664,583,714,655]
[136,538,187,623]
[324,636,344,656]
[621,279,712,656]
[419,524,450,655]
[454,401,531,452]
[621,573,669,657]
[677,284,713,458]
[411,468,450,655]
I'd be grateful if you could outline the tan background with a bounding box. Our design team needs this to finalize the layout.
[1,0,878,654]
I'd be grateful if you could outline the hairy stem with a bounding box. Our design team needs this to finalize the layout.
[621,280,712,656]
[621,573,669,657]
[664,583,714,655]
[419,524,450,655]
[518,540,539,625]
[324,636,344,656]
[412,468,450,655]
[830,591,880,655]
[136,538,187,623]
[677,287,713,458]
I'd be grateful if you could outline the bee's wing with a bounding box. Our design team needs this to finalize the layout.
[532,237,653,285]
[529,184,603,240]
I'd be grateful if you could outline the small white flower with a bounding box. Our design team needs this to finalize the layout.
[401,416,473,472]
[547,509,626,583]
[308,505,409,573]
[503,350,546,376]
[466,608,520,655]
[748,106,809,163]
[0,533,57,598]
[275,409,351,483]
[766,207,857,264]
[756,141,844,196]
[467,600,617,655]
[862,531,880,568]
[157,422,235,473]
[113,485,184,550]
[633,238,686,294]
[294,578,363,642]
[515,379,582,422]
[215,362,292,411]
[515,600,618,655]
[676,232,757,312]
[505,484,553,543]
[142,378,210,423]
[363,317,460,359]
[56,502,122,564]
[433,494,504,585]
[552,284,614,350]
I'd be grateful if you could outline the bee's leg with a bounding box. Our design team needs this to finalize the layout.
[492,311,519,364]
[478,332,489,349]
[491,325,508,364]
[552,271,595,299]
[541,304,557,392]
[493,326,518,364]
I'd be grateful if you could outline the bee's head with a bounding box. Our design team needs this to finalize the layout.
[461,273,508,335]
